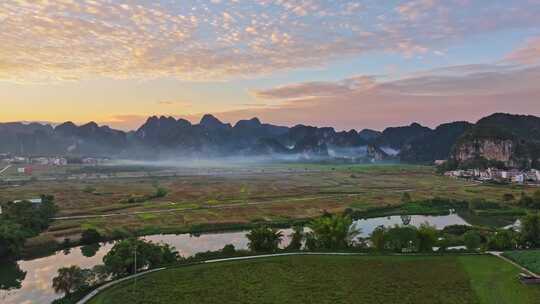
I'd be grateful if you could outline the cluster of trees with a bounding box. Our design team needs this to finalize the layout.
[246,214,360,253]
[440,213,540,252]
[0,195,58,259]
[370,223,439,253]
[52,238,179,303]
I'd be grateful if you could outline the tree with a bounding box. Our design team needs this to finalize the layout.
[385,225,419,253]
[80,229,101,244]
[221,244,236,256]
[417,222,438,252]
[286,225,304,251]
[306,214,360,250]
[520,213,540,248]
[246,226,283,253]
[80,243,101,258]
[1,196,57,238]
[463,230,482,250]
[154,187,168,198]
[2,201,46,235]
[370,226,387,251]
[0,261,26,291]
[52,266,87,296]
[0,220,26,258]
[103,238,179,278]
[86,265,109,286]
[487,229,517,250]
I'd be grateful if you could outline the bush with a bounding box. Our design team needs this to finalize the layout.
[80,229,101,245]
[463,231,482,250]
[154,187,168,198]
[82,186,96,194]
[442,225,471,236]
[221,244,236,256]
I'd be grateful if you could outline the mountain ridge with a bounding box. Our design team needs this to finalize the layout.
[1,113,538,168]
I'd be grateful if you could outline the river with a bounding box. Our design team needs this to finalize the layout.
[0,213,473,304]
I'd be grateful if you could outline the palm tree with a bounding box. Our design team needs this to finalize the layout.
[52,266,86,296]
[246,226,283,253]
[286,225,305,251]
[306,214,360,250]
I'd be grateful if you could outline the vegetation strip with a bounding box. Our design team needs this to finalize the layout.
[77,252,482,304]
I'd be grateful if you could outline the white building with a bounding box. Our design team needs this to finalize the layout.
[52,157,67,166]
[13,198,42,205]
[513,174,525,184]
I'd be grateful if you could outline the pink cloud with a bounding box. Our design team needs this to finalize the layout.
[506,37,540,65]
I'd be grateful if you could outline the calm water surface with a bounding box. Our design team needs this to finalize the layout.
[0,213,473,304]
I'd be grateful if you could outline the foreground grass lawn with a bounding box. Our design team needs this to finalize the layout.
[89,255,540,304]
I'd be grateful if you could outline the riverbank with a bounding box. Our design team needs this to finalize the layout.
[20,197,527,261]
[19,200,482,261]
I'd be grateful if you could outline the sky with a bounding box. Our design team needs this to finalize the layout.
[1,0,540,131]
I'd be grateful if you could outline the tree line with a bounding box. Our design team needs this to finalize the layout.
[0,195,58,260]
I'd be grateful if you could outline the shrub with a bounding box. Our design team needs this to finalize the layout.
[80,229,101,245]
[463,231,482,250]
[154,187,168,198]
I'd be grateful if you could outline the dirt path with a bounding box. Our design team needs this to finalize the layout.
[0,164,12,175]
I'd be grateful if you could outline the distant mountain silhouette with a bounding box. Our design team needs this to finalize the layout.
[0,113,538,168]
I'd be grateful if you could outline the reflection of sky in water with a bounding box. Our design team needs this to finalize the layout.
[1,214,469,304]
[353,213,470,237]
[1,242,114,304]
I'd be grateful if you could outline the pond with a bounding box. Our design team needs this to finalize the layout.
[0,212,477,304]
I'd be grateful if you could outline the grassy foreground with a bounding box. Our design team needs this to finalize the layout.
[89,255,540,304]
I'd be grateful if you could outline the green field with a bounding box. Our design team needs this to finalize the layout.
[503,250,540,274]
[88,255,540,304]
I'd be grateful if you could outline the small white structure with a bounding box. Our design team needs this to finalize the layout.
[513,174,525,184]
[13,198,42,205]
[52,157,67,166]
[17,167,25,174]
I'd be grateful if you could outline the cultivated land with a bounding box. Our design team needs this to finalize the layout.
[0,164,535,242]
[87,255,540,304]
[503,250,540,274]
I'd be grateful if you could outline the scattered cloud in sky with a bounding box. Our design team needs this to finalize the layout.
[505,37,540,65]
[223,62,540,131]
[1,0,540,82]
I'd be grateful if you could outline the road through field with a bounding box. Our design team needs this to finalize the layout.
[0,164,12,175]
